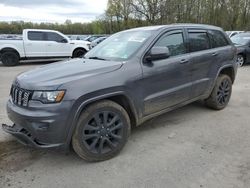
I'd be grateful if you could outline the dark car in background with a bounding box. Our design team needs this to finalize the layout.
[68,35,90,41]
[231,33,250,66]
[3,24,237,162]
[90,36,108,49]
[84,35,106,42]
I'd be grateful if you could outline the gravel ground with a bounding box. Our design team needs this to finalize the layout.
[0,61,250,188]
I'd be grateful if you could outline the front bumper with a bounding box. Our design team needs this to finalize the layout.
[3,99,74,150]
[2,123,62,148]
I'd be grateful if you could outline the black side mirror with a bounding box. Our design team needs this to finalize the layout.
[145,46,170,62]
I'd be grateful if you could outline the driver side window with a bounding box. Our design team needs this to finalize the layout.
[46,32,65,42]
[154,32,186,57]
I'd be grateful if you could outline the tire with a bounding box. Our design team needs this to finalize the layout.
[72,49,87,58]
[72,100,131,162]
[205,74,232,110]
[1,51,19,66]
[237,54,245,67]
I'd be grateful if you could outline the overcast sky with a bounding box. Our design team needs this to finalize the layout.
[0,0,108,23]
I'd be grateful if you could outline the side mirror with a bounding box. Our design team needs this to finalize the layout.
[145,46,170,62]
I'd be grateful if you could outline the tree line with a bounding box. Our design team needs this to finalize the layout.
[0,0,250,34]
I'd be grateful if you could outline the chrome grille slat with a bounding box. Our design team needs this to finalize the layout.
[23,92,30,106]
[14,88,18,104]
[11,85,32,107]
[18,90,22,105]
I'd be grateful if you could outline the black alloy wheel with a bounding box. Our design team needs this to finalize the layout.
[216,78,231,106]
[72,100,131,161]
[205,74,232,110]
[82,111,124,154]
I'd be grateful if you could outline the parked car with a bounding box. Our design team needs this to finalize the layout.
[231,33,250,66]
[84,35,106,42]
[226,31,244,38]
[2,24,237,161]
[90,36,108,49]
[0,29,91,66]
[68,35,90,41]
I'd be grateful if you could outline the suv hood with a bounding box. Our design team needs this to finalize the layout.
[16,58,123,89]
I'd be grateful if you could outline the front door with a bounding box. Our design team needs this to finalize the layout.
[140,30,192,116]
[45,32,71,57]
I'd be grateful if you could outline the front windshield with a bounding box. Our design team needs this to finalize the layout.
[231,35,250,45]
[85,30,152,61]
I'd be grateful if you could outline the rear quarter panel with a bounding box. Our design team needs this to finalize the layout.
[0,40,25,57]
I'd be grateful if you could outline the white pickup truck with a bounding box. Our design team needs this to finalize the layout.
[0,29,91,66]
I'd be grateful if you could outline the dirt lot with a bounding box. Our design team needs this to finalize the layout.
[0,61,250,188]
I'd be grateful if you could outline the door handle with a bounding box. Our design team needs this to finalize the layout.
[180,59,189,64]
[212,52,218,56]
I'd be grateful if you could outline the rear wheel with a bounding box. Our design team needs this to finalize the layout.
[1,51,19,66]
[237,54,245,67]
[205,74,232,110]
[72,100,131,162]
[72,49,87,58]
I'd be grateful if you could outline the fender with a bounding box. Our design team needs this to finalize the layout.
[0,46,22,57]
[71,42,90,53]
[64,90,139,148]
[208,64,236,96]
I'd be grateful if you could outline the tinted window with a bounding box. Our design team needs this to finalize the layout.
[188,32,210,52]
[155,32,186,56]
[209,30,229,48]
[28,31,44,41]
[46,32,65,42]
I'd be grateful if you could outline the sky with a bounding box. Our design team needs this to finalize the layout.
[0,0,109,23]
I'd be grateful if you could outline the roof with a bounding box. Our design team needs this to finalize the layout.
[126,24,222,32]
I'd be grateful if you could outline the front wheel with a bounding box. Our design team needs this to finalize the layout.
[205,74,232,110]
[237,54,245,67]
[72,49,87,58]
[72,100,131,162]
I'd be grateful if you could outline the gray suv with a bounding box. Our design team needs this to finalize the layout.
[2,24,237,161]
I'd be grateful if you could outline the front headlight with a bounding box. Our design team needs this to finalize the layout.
[32,90,65,104]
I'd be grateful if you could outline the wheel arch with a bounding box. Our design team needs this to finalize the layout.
[237,52,246,60]
[218,66,235,84]
[65,92,139,147]
[0,47,20,59]
[72,47,87,57]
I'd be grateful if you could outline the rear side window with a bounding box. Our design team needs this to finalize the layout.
[46,32,65,42]
[188,31,210,52]
[155,32,186,56]
[28,31,45,41]
[209,30,229,48]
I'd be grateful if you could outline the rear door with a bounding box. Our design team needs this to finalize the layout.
[45,32,71,57]
[187,29,216,98]
[24,31,47,57]
[140,29,192,116]
[207,29,235,77]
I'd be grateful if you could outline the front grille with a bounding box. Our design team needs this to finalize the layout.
[10,86,33,107]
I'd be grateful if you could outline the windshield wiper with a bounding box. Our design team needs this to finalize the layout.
[88,56,107,61]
